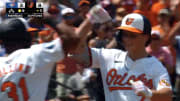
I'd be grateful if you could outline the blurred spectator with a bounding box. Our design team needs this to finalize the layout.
[59,0,97,10]
[146,31,174,75]
[111,0,136,13]
[134,0,151,13]
[170,0,180,22]
[133,0,153,25]
[115,7,127,26]
[55,57,78,99]
[68,0,81,9]
[78,0,91,19]
[88,22,113,48]
[72,0,91,27]
[111,0,123,6]
[83,68,105,101]
[65,64,91,101]
[167,21,180,101]
[43,0,68,23]
[66,65,105,101]
[152,9,177,68]
[150,0,158,5]
[151,0,170,26]
[100,0,116,19]
[58,0,75,9]
[152,9,172,44]
[61,8,76,26]
[122,0,136,13]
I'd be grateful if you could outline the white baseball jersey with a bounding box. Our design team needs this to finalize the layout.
[0,38,64,101]
[89,48,172,101]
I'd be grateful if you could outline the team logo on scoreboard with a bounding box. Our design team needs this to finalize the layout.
[27,0,35,8]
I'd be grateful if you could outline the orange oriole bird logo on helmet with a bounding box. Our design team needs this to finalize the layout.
[126,18,134,25]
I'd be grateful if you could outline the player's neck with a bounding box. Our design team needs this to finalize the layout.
[128,48,148,61]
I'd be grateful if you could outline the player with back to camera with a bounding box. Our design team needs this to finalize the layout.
[72,13,173,101]
[0,4,111,101]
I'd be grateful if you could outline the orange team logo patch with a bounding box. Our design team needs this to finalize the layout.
[27,0,35,8]
[126,18,134,25]
[159,79,170,87]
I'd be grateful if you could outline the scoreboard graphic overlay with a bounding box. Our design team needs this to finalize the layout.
[6,0,43,18]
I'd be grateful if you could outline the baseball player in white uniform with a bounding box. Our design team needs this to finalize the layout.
[73,13,173,101]
[0,4,111,101]
[0,18,71,101]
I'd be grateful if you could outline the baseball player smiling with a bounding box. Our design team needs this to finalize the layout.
[74,13,173,101]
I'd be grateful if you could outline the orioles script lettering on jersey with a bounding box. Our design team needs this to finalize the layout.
[106,68,153,92]
[0,64,31,77]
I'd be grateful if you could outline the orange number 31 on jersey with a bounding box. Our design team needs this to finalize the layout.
[1,77,29,101]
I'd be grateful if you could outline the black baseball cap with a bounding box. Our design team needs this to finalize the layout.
[0,18,39,43]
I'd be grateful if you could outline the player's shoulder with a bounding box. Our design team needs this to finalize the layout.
[92,48,127,61]
[91,48,126,57]
[31,38,61,49]
[150,56,164,66]
[145,56,163,68]
[93,48,125,54]
[8,49,28,57]
[0,57,8,63]
[145,56,168,74]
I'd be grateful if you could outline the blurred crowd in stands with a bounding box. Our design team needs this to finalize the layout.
[0,0,180,101]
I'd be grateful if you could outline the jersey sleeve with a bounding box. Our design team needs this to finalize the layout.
[89,48,101,68]
[68,46,101,68]
[32,38,64,60]
[13,39,64,72]
[152,62,172,90]
[0,38,64,101]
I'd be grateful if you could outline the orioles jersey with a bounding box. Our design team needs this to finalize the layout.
[0,38,64,101]
[89,48,171,101]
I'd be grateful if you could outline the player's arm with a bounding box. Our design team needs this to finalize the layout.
[150,88,172,101]
[55,22,81,53]
[67,4,111,66]
[151,70,173,101]
[131,63,173,101]
[131,79,172,101]
[54,4,111,54]
[75,4,111,42]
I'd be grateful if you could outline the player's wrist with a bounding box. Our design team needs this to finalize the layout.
[145,87,153,98]
[131,80,152,98]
